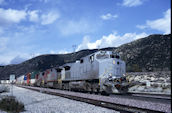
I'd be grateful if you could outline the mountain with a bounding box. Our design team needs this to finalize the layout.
[0,34,171,80]
[116,34,171,72]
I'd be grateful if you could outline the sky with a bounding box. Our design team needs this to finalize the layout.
[0,0,171,65]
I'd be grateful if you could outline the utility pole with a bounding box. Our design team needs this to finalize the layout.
[72,45,76,53]
[98,45,100,51]
[72,45,77,61]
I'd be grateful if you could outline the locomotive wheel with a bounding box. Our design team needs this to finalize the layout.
[101,91,109,96]
[95,88,99,94]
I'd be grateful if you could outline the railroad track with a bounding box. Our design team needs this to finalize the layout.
[128,92,171,100]
[111,92,171,100]
[17,85,171,113]
[110,93,171,106]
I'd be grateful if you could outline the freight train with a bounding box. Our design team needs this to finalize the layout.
[16,50,129,94]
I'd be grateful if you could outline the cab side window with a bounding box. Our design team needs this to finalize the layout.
[110,55,115,58]
[89,55,94,62]
[80,59,84,63]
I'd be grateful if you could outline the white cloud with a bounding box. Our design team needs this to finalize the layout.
[122,0,143,7]
[137,9,171,34]
[146,9,171,34]
[0,8,60,26]
[0,52,41,65]
[58,19,96,36]
[28,10,60,25]
[10,56,27,64]
[0,53,26,65]
[50,50,70,54]
[58,50,70,54]
[76,32,148,51]
[28,10,39,22]
[0,8,27,25]
[101,13,118,20]
[41,11,60,25]
[48,49,71,55]
[0,55,12,65]
[50,50,56,54]
[29,53,40,59]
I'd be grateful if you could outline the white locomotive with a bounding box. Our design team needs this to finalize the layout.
[59,50,128,94]
[16,50,129,95]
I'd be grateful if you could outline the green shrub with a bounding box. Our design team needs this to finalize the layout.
[0,96,25,113]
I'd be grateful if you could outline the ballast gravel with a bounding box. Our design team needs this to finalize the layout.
[1,86,119,113]
[24,86,171,113]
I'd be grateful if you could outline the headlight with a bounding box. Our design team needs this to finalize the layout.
[113,60,115,64]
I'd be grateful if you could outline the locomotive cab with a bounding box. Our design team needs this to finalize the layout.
[95,51,125,78]
[94,51,128,94]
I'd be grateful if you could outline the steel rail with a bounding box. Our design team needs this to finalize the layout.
[113,92,171,101]
[128,92,171,97]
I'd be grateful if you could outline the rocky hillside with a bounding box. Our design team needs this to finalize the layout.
[115,34,171,72]
[126,71,171,94]
[0,34,171,80]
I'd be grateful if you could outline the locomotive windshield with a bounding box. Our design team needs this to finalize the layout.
[110,54,120,59]
[96,53,109,59]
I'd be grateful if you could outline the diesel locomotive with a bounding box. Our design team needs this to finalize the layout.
[16,50,129,94]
